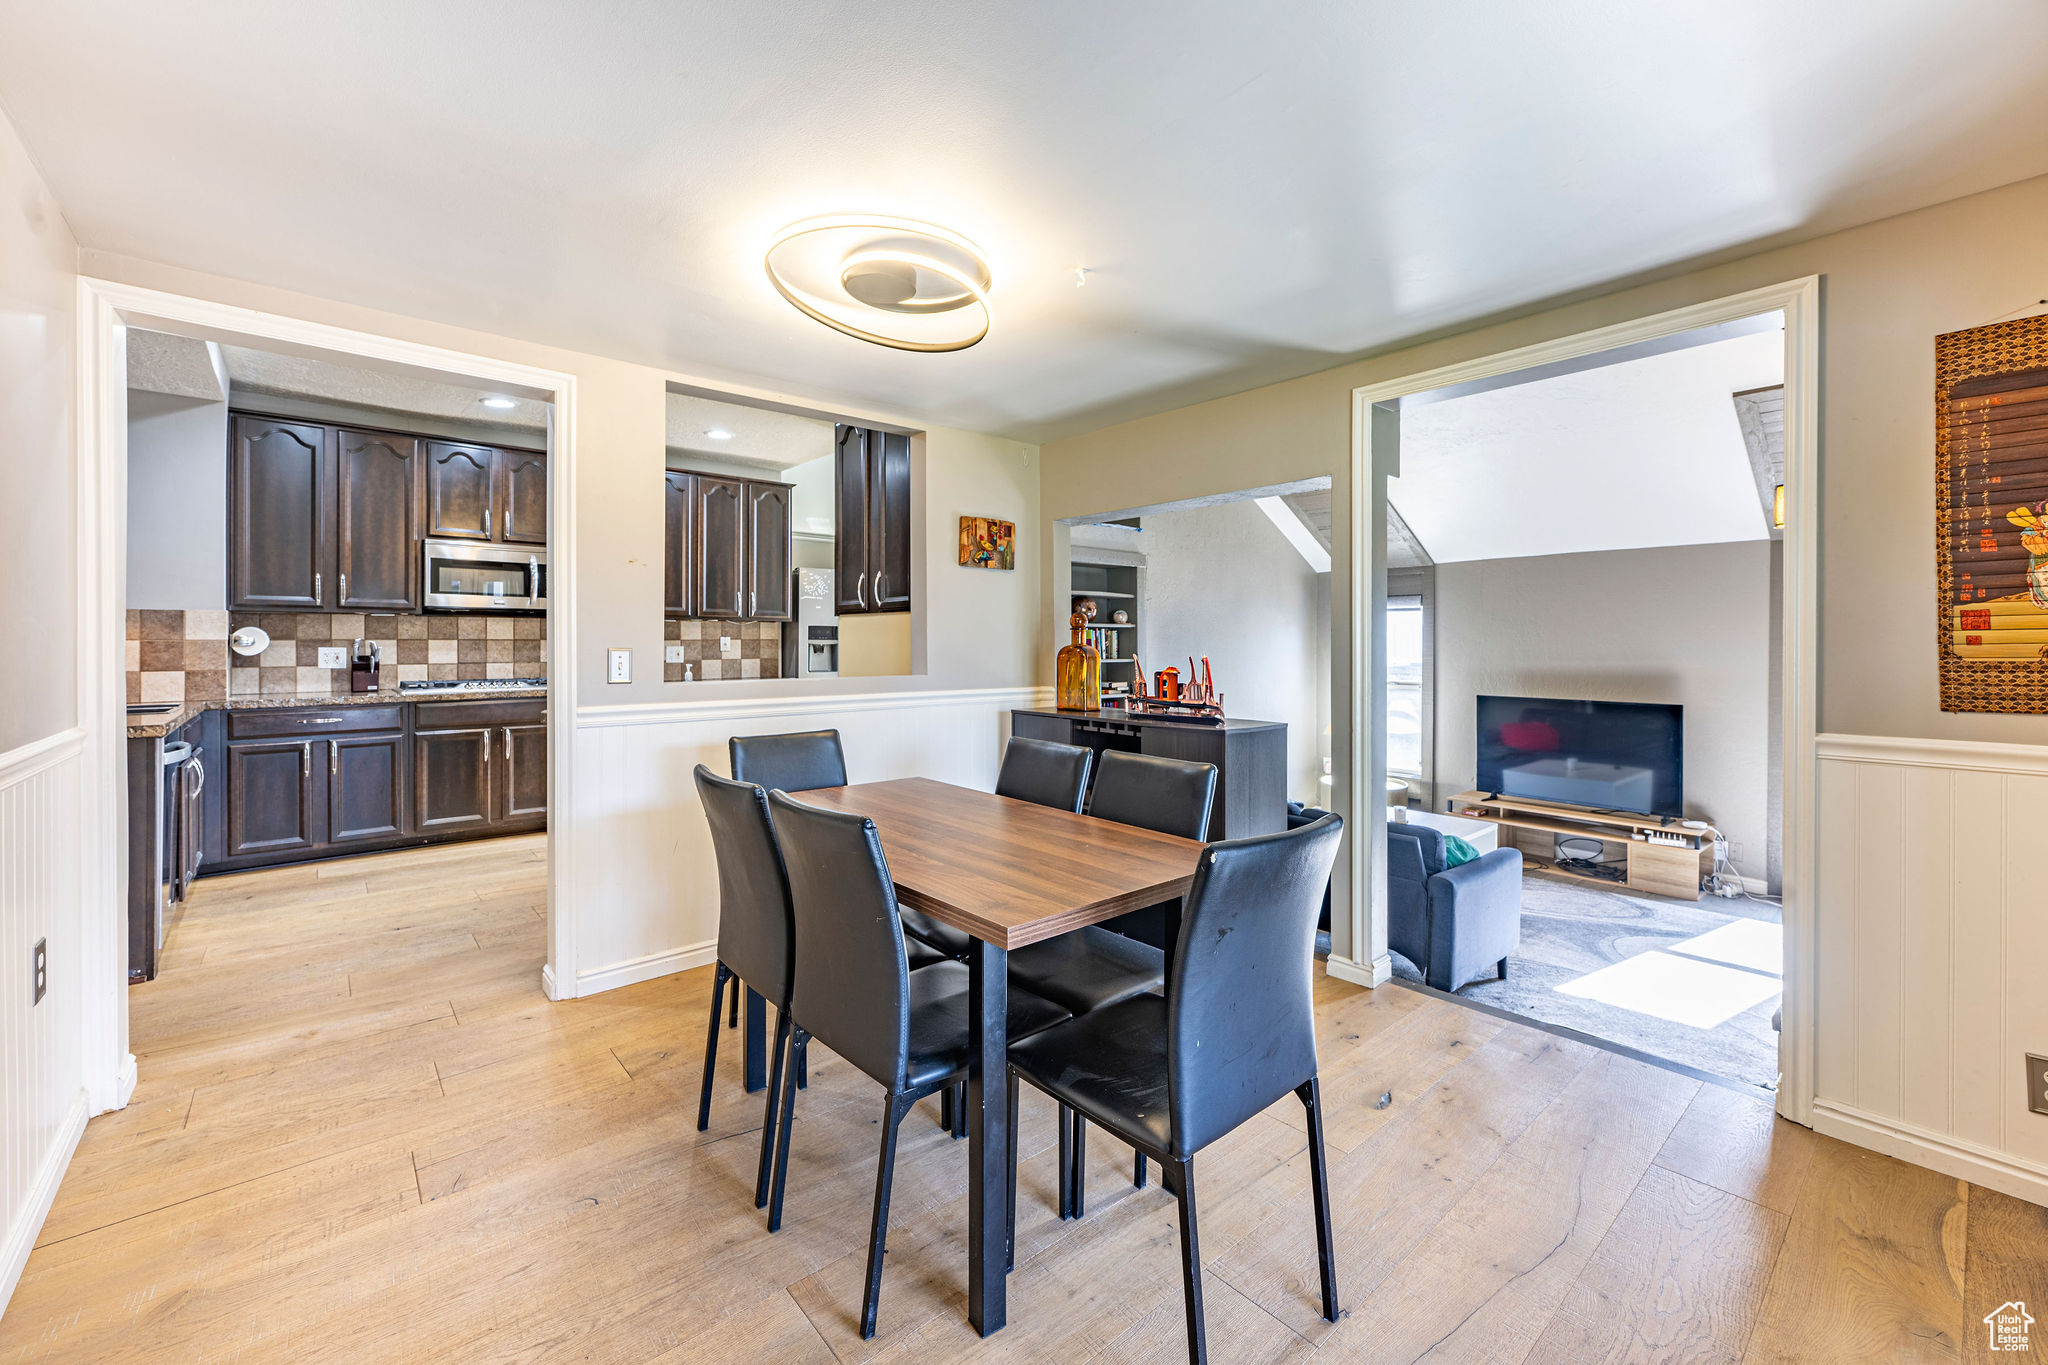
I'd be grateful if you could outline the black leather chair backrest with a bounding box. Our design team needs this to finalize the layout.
[694,765,795,1006]
[1088,750,1216,840]
[767,790,910,1092]
[995,736,1092,812]
[730,729,848,794]
[1167,812,1344,1156]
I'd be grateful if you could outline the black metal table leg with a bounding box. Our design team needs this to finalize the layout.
[967,937,1008,1336]
[743,986,767,1093]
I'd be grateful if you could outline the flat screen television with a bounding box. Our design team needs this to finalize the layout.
[1475,696,1683,820]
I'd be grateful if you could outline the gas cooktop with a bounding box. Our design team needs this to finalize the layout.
[398,678,546,694]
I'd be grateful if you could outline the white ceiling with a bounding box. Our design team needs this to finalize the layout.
[217,343,552,430]
[7,3,2047,440]
[1391,328,1784,563]
[665,394,835,472]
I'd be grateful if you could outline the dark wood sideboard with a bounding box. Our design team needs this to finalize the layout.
[1009,708,1288,839]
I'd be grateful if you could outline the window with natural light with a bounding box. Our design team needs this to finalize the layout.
[1387,598,1423,776]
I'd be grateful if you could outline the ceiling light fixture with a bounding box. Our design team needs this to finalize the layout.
[705,428,734,441]
[765,214,992,352]
[481,396,517,409]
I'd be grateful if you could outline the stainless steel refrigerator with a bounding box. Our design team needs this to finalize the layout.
[783,568,839,678]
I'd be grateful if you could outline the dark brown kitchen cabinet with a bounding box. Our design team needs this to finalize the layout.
[425,442,496,541]
[663,471,696,618]
[336,429,419,610]
[498,450,548,544]
[327,734,407,845]
[834,424,912,614]
[497,723,548,826]
[426,440,545,546]
[744,482,794,621]
[415,727,493,832]
[695,476,747,619]
[231,417,330,609]
[226,738,319,857]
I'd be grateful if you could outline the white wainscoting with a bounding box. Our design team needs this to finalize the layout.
[0,729,88,1315]
[560,687,1052,997]
[1812,732,2048,1206]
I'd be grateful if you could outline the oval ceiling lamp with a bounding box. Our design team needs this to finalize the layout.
[765,215,992,352]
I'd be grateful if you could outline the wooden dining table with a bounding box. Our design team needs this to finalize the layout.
[788,775,1207,1336]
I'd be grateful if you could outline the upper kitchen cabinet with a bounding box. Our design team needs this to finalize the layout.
[663,471,696,618]
[744,481,794,621]
[833,425,911,614]
[426,441,545,545]
[336,428,419,610]
[230,416,331,609]
[693,475,747,620]
[663,468,793,621]
[424,442,496,540]
[498,450,548,544]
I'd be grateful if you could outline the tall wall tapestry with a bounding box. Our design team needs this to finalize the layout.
[1937,313,2048,713]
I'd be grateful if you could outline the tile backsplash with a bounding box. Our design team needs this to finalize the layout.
[127,609,229,704]
[665,618,781,682]
[227,612,547,696]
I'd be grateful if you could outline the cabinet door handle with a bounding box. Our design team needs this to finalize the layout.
[330,743,338,777]
[857,571,867,608]
[301,741,310,771]
[313,572,322,606]
[749,589,756,617]
[485,507,492,539]
[339,572,348,603]
[502,727,514,778]
[733,590,741,614]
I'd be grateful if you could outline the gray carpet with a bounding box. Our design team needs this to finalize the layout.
[1389,871,1782,1090]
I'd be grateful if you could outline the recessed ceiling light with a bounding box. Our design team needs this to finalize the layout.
[705,428,734,441]
[765,215,992,352]
[481,396,517,409]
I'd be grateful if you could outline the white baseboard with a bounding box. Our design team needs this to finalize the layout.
[1810,1099,2048,1209]
[0,1090,88,1318]
[575,940,718,996]
[540,962,563,1001]
[1325,953,1394,988]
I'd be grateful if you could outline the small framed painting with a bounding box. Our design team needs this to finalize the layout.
[959,516,1016,570]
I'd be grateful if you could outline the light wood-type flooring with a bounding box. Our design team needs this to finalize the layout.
[4,836,2043,1362]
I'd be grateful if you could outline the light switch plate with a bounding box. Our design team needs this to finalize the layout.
[664,644,686,664]
[607,648,632,683]
[720,636,740,659]
[317,646,347,669]
[2028,1054,2048,1117]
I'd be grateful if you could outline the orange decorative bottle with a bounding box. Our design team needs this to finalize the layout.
[1056,610,1101,711]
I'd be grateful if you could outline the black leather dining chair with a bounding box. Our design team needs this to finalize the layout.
[692,765,797,1209]
[1006,813,1345,1365]
[762,790,1073,1339]
[1007,749,1217,1199]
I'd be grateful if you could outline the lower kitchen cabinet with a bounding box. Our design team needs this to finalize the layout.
[202,697,545,874]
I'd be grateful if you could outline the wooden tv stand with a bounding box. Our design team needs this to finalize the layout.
[1446,791,1711,901]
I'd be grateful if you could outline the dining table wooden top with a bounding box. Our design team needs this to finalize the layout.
[792,777,1206,950]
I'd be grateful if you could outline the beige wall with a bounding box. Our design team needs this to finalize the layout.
[126,391,227,611]
[1433,541,1775,878]
[0,111,79,753]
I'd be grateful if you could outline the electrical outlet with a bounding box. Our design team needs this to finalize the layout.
[607,648,632,683]
[2028,1054,2048,1117]
[1729,843,1744,863]
[720,636,740,659]
[317,645,347,669]
[664,644,686,664]
[33,937,46,1006]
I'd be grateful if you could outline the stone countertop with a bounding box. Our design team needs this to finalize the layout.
[127,687,548,739]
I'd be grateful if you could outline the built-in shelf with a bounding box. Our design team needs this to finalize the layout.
[1071,589,1136,599]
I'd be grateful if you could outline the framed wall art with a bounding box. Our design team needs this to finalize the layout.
[958,516,1015,570]
[1936,313,2048,712]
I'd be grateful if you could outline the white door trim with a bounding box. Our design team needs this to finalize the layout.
[1338,276,1823,1127]
[72,276,583,1109]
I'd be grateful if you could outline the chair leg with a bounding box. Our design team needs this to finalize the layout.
[1056,1104,1072,1219]
[1005,1068,1020,1272]
[728,978,740,1028]
[1297,1078,1340,1323]
[797,1042,807,1089]
[754,1009,792,1208]
[696,963,730,1131]
[1498,955,1510,981]
[952,1081,968,1140]
[860,1093,910,1340]
[1070,1107,1087,1218]
[1172,1158,1208,1365]
[765,1028,807,1233]
[939,1083,954,1134]
[1134,1150,1147,1190]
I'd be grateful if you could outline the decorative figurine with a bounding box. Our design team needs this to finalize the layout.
[1111,609,1129,624]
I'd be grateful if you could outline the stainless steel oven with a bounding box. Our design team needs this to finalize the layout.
[421,538,548,611]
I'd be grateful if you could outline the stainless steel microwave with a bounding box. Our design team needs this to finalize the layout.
[421,538,547,611]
